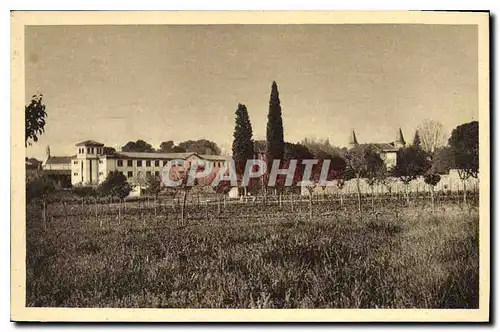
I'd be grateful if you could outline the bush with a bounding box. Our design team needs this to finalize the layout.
[97,171,132,200]
[72,186,97,198]
[26,174,55,203]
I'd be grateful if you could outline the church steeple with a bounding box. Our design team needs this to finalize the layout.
[348,130,359,149]
[394,128,406,148]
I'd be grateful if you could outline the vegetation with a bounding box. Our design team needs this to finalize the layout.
[345,145,384,212]
[266,81,285,164]
[97,171,132,200]
[232,103,255,186]
[449,121,479,204]
[26,197,479,308]
[25,93,47,146]
[122,140,155,153]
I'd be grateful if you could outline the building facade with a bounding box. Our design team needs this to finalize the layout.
[348,128,406,169]
[71,140,229,187]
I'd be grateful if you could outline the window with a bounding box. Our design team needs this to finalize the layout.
[87,148,91,153]
[99,160,103,164]
[137,160,143,167]
[146,160,151,167]
[163,160,168,166]
[155,160,160,167]
[117,160,123,167]
[146,171,151,177]
[155,171,160,177]
[74,172,78,176]
[92,147,95,154]
[127,160,133,167]
[119,171,123,175]
[73,161,78,165]
[99,172,103,175]
[127,171,133,178]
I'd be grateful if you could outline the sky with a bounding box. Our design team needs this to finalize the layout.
[25,24,478,159]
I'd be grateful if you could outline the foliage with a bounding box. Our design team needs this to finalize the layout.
[26,202,479,308]
[158,141,186,153]
[448,121,479,179]
[232,103,254,176]
[298,137,346,158]
[266,81,285,162]
[418,119,446,154]
[177,139,222,155]
[412,130,422,148]
[97,171,132,200]
[345,145,384,180]
[71,186,97,198]
[26,174,55,203]
[145,174,162,197]
[424,173,441,187]
[25,93,47,146]
[392,146,430,184]
[431,146,455,174]
[121,140,155,153]
[102,147,116,155]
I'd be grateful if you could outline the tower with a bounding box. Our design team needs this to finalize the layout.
[394,128,406,148]
[46,145,51,158]
[74,140,104,185]
[348,130,359,149]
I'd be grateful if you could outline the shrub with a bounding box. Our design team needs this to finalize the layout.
[97,171,132,200]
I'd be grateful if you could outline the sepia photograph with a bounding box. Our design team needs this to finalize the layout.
[11,11,490,322]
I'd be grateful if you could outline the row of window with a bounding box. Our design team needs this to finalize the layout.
[78,147,103,154]
[74,171,161,178]
[115,159,225,168]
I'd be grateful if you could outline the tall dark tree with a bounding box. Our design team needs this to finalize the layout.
[412,130,422,148]
[25,93,47,146]
[449,121,479,204]
[266,81,285,163]
[232,103,254,178]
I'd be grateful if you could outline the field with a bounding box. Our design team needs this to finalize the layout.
[26,193,479,308]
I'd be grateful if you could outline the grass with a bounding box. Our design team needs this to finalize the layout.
[26,199,479,308]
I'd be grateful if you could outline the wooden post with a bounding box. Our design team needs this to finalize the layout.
[42,201,47,230]
[95,197,101,227]
[118,200,122,224]
[63,200,68,222]
[154,196,157,216]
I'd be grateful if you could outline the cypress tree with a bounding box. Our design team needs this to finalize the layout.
[413,130,422,148]
[232,103,254,176]
[266,81,285,163]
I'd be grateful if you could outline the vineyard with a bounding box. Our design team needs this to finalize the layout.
[25,190,479,308]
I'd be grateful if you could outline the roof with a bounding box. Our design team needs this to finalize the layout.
[45,155,76,165]
[367,143,399,152]
[75,140,104,147]
[105,151,229,161]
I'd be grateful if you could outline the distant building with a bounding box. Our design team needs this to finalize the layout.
[348,128,406,168]
[70,140,229,187]
[41,146,73,187]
